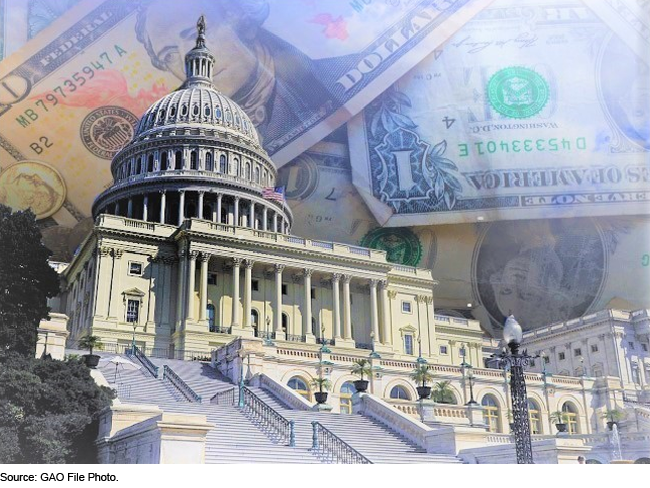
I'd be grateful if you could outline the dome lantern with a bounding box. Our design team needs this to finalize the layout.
[183,15,216,89]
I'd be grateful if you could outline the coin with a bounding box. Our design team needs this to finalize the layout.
[0,160,66,219]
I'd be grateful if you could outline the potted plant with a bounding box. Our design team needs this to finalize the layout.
[601,409,625,430]
[550,411,569,433]
[431,380,455,404]
[410,364,435,400]
[78,334,103,368]
[351,359,372,392]
[310,377,332,404]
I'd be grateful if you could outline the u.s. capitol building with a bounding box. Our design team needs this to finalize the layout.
[43,22,650,464]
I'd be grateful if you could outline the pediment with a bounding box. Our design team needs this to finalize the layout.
[122,287,146,298]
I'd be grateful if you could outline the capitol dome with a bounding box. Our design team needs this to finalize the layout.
[93,18,292,234]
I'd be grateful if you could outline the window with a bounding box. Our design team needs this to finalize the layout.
[205,153,213,171]
[190,151,198,170]
[147,154,154,172]
[574,348,582,357]
[482,395,500,433]
[544,356,550,364]
[128,262,143,276]
[591,344,599,353]
[389,386,410,400]
[402,301,412,313]
[340,382,356,414]
[207,304,215,332]
[404,334,414,355]
[288,377,310,401]
[562,402,579,434]
[440,345,448,355]
[219,155,227,173]
[528,399,542,435]
[282,313,289,333]
[252,280,259,292]
[530,359,536,368]
[161,152,168,170]
[251,309,259,333]
[175,151,182,169]
[207,273,217,285]
[282,284,287,295]
[126,299,139,323]
[311,287,316,299]
[629,341,635,350]
[643,343,648,352]
[559,352,566,361]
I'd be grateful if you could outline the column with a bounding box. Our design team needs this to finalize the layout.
[108,249,123,319]
[303,269,313,338]
[127,198,133,218]
[159,191,166,224]
[178,191,185,225]
[146,256,158,326]
[198,191,204,219]
[243,260,254,327]
[115,201,120,216]
[249,202,255,229]
[211,202,217,223]
[332,274,341,339]
[274,264,285,333]
[342,275,352,340]
[262,207,268,231]
[95,247,112,317]
[273,212,278,233]
[176,249,186,327]
[369,279,379,341]
[186,251,197,321]
[199,253,210,322]
[231,258,241,327]
[216,193,222,223]
[379,280,391,345]
[234,197,240,227]
[142,195,149,222]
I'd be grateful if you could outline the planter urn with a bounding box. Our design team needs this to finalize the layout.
[555,423,567,433]
[314,392,328,404]
[353,380,369,393]
[416,386,431,400]
[83,354,100,369]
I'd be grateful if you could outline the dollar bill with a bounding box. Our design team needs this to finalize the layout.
[282,141,650,337]
[278,140,378,244]
[0,0,493,256]
[348,0,650,226]
[0,0,80,60]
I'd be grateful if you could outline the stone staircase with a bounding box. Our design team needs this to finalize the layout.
[100,353,462,463]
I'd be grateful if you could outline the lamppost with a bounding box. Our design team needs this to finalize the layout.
[129,317,138,355]
[494,315,535,464]
[416,335,426,364]
[320,325,331,353]
[459,345,476,405]
[264,316,274,346]
[238,350,247,408]
[369,331,380,359]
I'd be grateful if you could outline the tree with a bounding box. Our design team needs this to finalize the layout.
[0,351,114,463]
[431,380,456,404]
[409,364,435,388]
[351,359,372,381]
[78,335,103,356]
[0,205,59,356]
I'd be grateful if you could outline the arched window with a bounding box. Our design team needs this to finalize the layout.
[282,313,289,333]
[204,105,211,117]
[528,399,542,435]
[340,382,356,414]
[192,104,199,116]
[190,151,198,170]
[205,153,213,171]
[181,104,188,116]
[233,157,239,176]
[137,157,143,173]
[562,402,579,434]
[207,304,215,332]
[219,155,227,173]
[161,152,168,170]
[254,166,260,184]
[148,154,154,172]
[245,162,251,179]
[175,151,182,170]
[389,385,410,401]
[482,395,501,433]
[288,377,310,401]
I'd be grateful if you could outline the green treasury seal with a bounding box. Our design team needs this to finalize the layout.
[487,67,549,119]
[360,227,422,266]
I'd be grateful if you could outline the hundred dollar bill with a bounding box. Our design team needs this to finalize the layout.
[284,148,650,337]
[348,0,650,227]
[0,0,492,257]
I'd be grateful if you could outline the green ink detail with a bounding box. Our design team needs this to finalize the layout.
[487,67,549,119]
[360,227,422,266]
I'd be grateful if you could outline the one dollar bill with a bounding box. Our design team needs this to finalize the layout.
[348,0,650,226]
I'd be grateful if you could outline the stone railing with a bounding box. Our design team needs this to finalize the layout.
[250,373,313,411]
[163,365,202,403]
[354,393,438,452]
[389,400,470,424]
[130,345,160,378]
[276,347,320,360]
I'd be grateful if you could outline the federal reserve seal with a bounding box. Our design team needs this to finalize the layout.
[0,160,66,219]
[80,106,138,159]
[360,227,422,266]
[487,67,549,119]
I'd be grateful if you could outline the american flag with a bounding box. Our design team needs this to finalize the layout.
[262,186,286,202]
